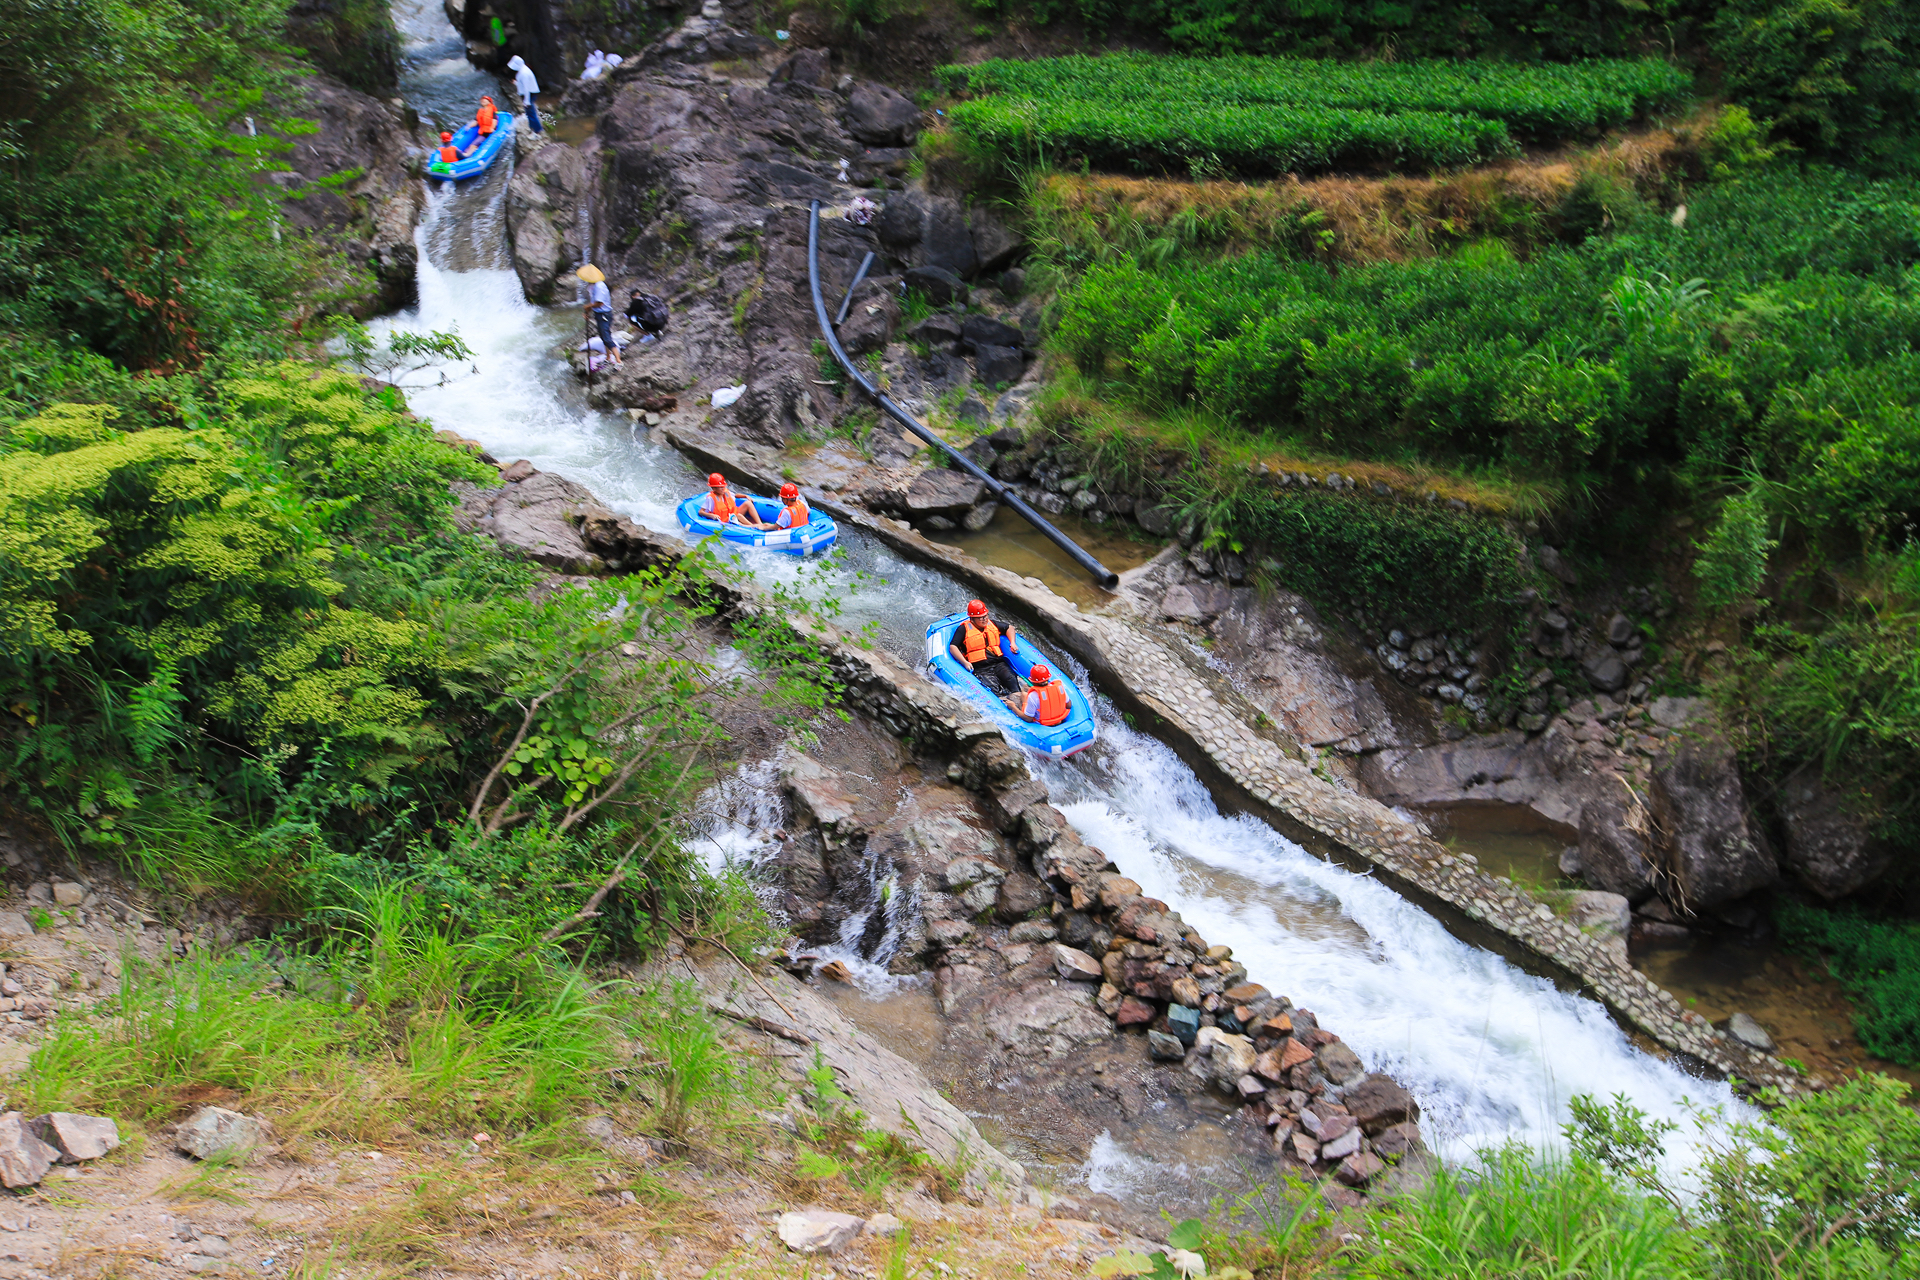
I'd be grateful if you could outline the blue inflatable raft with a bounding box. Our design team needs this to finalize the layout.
[924,612,1097,757]
[675,494,839,557]
[427,112,515,181]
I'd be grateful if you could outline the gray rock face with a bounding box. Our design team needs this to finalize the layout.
[1343,1075,1419,1134]
[768,47,832,89]
[969,210,1027,275]
[1577,782,1658,902]
[837,281,901,356]
[902,467,988,519]
[1147,1029,1186,1061]
[272,72,420,314]
[982,981,1112,1057]
[0,1114,58,1188]
[1160,583,1231,624]
[960,315,1024,351]
[778,1208,865,1254]
[903,264,968,306]
[922,198,978,279]
[1564,890,1631,944]
[1316,1041,1366,1086]
[1649,696,1705,730]
[454,470,604,574]
[875,191,926,247]
[1777,763,1889,900]
[175,1107,267,1162]
[505,134,588,305]
[1050,943,1102,982]
[973,344,1026,388]
[27,1112,119,1163]
[1724,1011,1775,1051]
[844,82,920,145]
[1581,649,1629,693]
[1650,726,1775,910]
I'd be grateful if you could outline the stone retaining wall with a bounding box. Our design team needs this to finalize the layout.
[656,426,1805,1097]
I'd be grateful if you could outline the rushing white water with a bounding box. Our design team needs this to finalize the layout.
[1035,710,1743,1170]
[379,0,1743,1193]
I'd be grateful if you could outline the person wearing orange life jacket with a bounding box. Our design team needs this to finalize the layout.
[948,598,1020,696]
[1009,664,1070,727]
[773,483,810,531]
[436,131,460,165]
[698,473,772,529]
[476,96,498,136]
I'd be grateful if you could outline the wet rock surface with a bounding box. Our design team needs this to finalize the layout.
[273,72,423,313]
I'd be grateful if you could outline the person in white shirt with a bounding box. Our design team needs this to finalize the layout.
[507,55,543,134]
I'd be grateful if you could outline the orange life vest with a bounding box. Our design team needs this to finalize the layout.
[961,619,1002,663]
[477,104,497,134]
[438,143,459,164]
[783,499,809,528]
[706,488,738,521]
[1031,681,1069,726]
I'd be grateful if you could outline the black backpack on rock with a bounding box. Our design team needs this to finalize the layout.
[628,293,670,334]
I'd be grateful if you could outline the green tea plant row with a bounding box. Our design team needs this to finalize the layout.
[948,95,1512,175]
[944,53,1689,139]
[1052,167,1920,527]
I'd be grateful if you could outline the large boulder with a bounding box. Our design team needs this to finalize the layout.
[768,48,833,89]
[982,981,1113,1058]
[506,134,589,305]
[271,71,420,314]
[1576,780,1658,902]
[837,279,901,356]
[902,468,988,520]
[1650,724,1776,910]
[0,1114,58,1188]
[453,469,605,575]
[844,83,920,146]
[922,198,978,279]
[1776,763,1890,899]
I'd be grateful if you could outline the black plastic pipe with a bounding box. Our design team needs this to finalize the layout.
[834,250,875,325]
[807,201,1119,590]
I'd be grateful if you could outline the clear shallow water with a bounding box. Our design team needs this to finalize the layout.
[380,0,1746,1204]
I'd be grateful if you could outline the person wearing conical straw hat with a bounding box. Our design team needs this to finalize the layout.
[579,263,620,368]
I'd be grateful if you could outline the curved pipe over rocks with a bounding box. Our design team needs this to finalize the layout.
[807,200,1119,590]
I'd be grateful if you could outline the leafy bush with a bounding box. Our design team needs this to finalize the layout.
[1712,0,1920,173]
[1777,903,1920,1065]
[1231,490,1532,632]
[1693,485,1777,607]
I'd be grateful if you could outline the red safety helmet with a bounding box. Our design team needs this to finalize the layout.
[966,599,988,618]
[481,95,493,104]
[1030,665,1052,685]
[440,131,453,142]
[780,483,799,500]
[707,473,727,488]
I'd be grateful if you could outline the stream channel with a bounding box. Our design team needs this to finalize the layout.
[379,0,1769,1211]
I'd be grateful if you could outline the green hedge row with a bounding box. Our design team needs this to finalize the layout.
[947,95,1512,175]
[943,53,1690,140]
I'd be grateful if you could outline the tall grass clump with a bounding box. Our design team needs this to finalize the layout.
[16,883,703,1143]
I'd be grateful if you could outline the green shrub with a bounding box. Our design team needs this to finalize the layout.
[1232,489,1532,632]
[1778,903,1920,1065]
[1693,486,1777,608]
[1712,0,1920,173]
[1299,328,1413,446]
